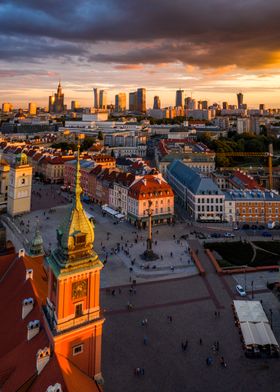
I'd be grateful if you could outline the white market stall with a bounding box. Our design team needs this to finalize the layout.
[233,300,279,358]
[233,300,269,323]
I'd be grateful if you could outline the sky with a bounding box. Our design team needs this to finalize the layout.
[0,0,280,109]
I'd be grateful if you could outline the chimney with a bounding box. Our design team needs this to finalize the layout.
[19,249,25,258]
[22,297,34,319]
[36,347,50,375]
[27,320,40,341]
[46,383,62,392]
[26,269,33,280]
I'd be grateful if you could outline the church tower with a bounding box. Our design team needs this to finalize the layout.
[44,146,104,383]
[7,153,32,217]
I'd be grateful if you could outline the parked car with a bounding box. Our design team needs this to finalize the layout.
[211,233,221,238]
[258,225,265,230]
[224,232,235,238]
[242,224,250,230]
[251,225,258,230]
[236,284,246,297]
[262,231,272,237]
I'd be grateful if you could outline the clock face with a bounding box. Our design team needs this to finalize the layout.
[72,280,88,300]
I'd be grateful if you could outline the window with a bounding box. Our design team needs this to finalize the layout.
[73,344,84,356]
[75,303,83,317]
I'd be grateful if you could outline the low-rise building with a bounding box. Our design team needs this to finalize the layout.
[167,160,224,221]
[127,174,174,227]
[109,172,136,215]
[156,139,215,177]
[224,189,280,225]
[0,159,9,210]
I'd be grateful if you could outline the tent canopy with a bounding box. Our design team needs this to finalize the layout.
[240,321,278,347]
[233,300,269,323]
[102,205,118,216]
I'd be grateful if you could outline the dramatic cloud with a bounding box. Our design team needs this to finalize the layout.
[0,0,279,107]
[0,0,279,69]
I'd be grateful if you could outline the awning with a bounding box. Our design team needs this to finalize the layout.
[233,300,269,323]
[102,205,118,216]
[240,321,278,346]
[115,213,125,219]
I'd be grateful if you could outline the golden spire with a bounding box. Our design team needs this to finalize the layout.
[74,144,83,211]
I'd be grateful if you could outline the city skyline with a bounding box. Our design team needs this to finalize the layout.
[0,0,280,107]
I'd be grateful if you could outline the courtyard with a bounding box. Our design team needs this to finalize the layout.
[3,183,280,392]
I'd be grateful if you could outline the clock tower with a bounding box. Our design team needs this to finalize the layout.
[7,153,32,216]
[44,147,104,383]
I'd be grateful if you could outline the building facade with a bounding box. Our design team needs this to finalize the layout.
[167,160,224,221]
[224,190,280,225]
[127,174,174,227]
[7,153,32,216]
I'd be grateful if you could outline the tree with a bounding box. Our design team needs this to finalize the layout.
[98,131,104,140]
[81,137,97,151]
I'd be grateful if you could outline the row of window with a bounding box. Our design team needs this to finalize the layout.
[197,198,223,204]
[197,205,223,212]
[236,208,278,214]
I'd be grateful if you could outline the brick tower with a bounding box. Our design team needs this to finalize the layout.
[44,146,104,384]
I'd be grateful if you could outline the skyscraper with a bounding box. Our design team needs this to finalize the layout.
[129,92,137,111]
[137,88,146,112]
[28,102,37,115]
[222,101,228,110]
[153,96,161,109]
[202,100,208,110]
[115,93,126,112]
[49,81,64,113]
[93,88,99,109]
[71,100,80,111]
[175,89,184,107]
[99,90,107,109]
[93,88,107,110]
[237,92,244,109]
[184,97,196,110]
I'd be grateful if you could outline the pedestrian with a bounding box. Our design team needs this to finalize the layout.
[199,338,202,345]
[214,311,217,318]
[216,341,220,351]
[217,311,220,317]
[118,288,122,294]
[143,336,148,345]
[140,368,145,375]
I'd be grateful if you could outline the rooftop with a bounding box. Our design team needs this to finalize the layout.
[167,160,223,196]
[224,189,280,201]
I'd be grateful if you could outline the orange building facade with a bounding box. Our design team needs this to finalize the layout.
[44,147,105,383]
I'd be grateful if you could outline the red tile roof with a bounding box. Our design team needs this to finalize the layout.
[0,252,101,391]
[128,175,173,200]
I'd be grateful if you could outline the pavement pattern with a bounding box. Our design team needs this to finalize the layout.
[4,182,280,392]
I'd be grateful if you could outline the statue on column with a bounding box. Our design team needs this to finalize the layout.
[141,200,159,261]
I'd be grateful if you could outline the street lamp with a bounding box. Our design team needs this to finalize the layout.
[242,265,247,292]
[269,308,273,330]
